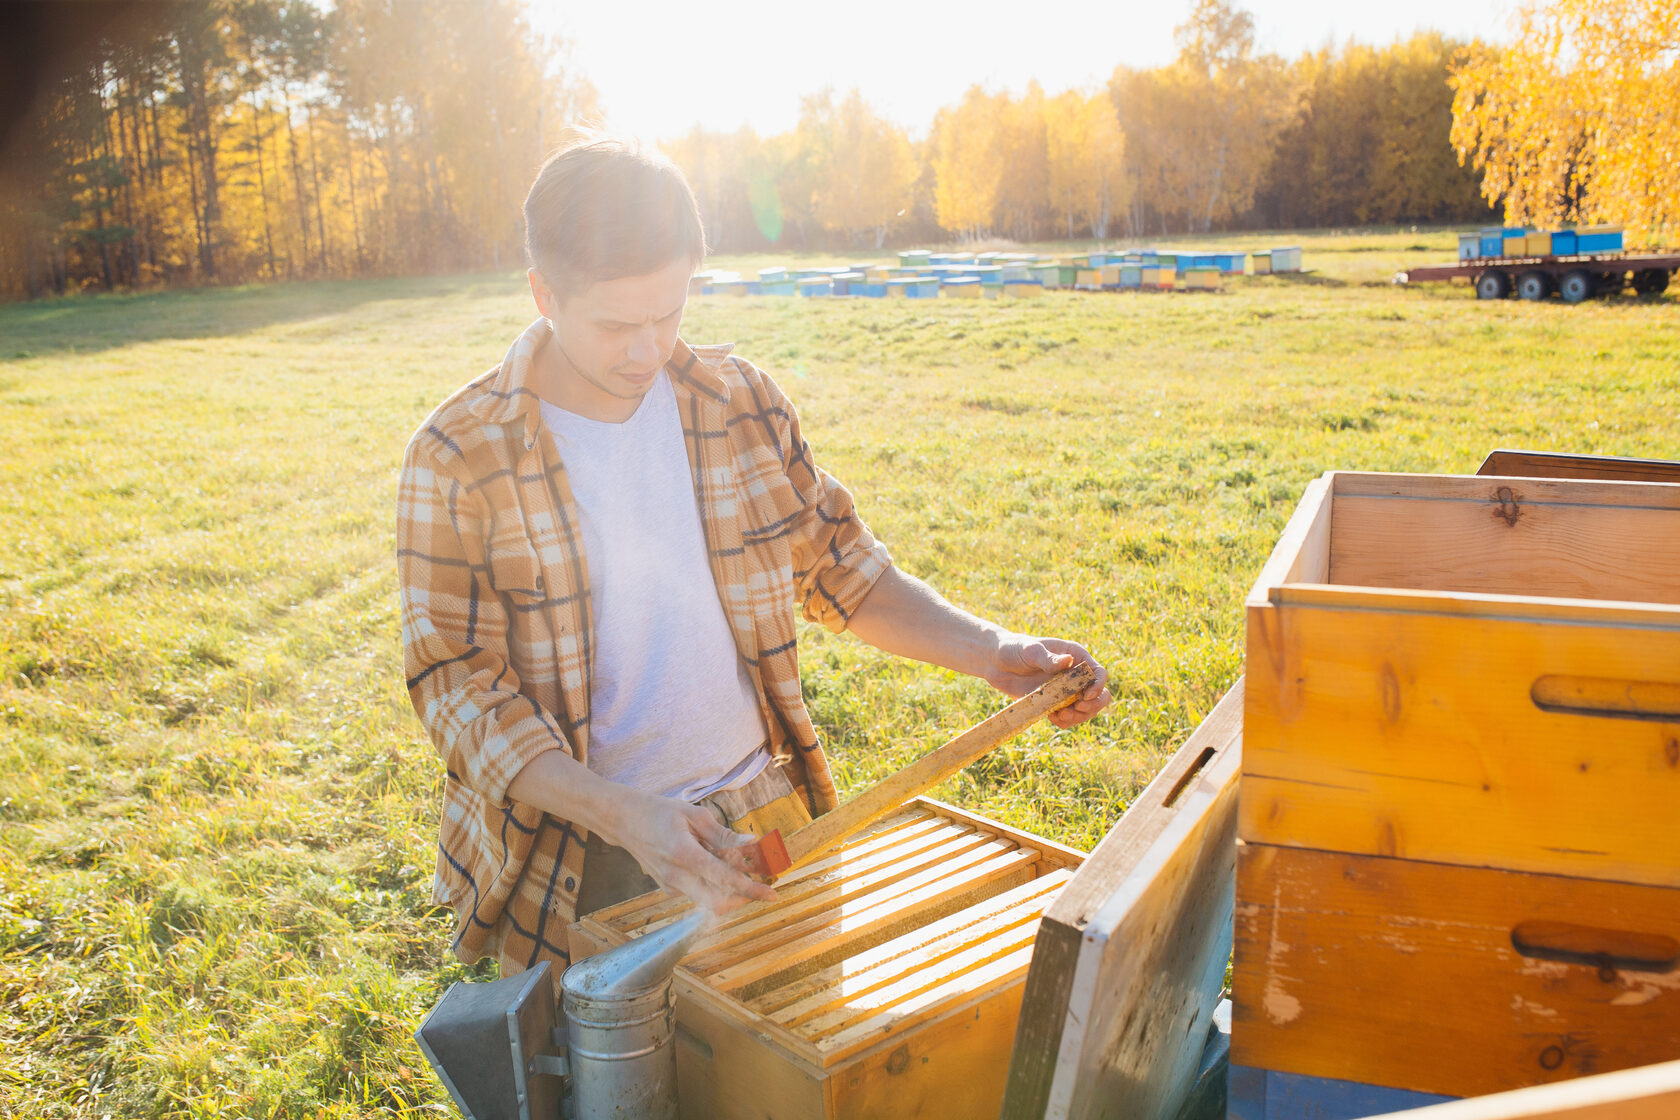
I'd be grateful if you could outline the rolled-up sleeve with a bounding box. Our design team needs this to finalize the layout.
[396,440,573,804]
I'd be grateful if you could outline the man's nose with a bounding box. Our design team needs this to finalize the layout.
[626,327,660,367]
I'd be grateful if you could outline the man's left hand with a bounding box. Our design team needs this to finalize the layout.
[982,635,1110,730]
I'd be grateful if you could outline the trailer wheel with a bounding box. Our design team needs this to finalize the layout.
[1559,270,1594,305]
[1475,270,1511,300]
[1517,271,1551,301]
[1633,269,1670,296]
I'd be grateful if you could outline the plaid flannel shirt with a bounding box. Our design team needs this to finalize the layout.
[397,318,892,973]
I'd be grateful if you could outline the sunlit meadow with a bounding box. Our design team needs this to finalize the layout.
[2,228,1676,1117]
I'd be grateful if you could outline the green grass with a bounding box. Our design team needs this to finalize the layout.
[2,227,1677,1117]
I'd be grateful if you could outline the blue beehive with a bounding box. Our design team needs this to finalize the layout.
[1550,229,1578,255]
[758,266,788,284]
[1479,228,1505,257]
[761,280,795,297]
[1576,226,1624,253]
[1214,252,1245,275]
[831,271,864,297]
[796,277,832,297]
[1119,266,1142,289]
[855,283,887,297]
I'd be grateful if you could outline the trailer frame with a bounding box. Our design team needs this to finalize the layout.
[1397,252,1680,303]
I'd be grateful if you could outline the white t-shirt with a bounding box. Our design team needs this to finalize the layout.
[539,372,770,801]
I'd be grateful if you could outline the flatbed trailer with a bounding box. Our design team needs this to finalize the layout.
[1398,252,1680,303]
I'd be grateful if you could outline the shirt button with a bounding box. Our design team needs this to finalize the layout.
[563,876,576,893]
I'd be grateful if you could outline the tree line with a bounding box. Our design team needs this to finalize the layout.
[5,0,1670,301]
[0,0,598,301]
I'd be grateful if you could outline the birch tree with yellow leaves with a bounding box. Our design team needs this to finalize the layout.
[1045,91,1128,239]
[1451,0,1680,240]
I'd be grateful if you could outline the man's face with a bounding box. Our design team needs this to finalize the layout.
[529,256,694,423]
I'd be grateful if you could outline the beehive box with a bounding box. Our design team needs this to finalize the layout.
[1577,225,1624,253]
[570,799,1083,1120]
[1235,471,1680,1101]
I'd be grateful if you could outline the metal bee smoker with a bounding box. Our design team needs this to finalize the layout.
[415,910,709,1120]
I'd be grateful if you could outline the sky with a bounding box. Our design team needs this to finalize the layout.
[529,0,1514,143]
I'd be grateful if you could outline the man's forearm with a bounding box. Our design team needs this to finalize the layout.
[505,748,650,845]
[844,566,1003,677]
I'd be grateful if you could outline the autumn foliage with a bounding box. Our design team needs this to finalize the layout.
[1450,0,1680,243]
[3,0,1505,300]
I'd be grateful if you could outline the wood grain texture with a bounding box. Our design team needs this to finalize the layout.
[1371,1058,1680,1119]
[1325,476,1680,605]
[1243,593,1680,885]
[1243,475,1332,608]
[568,798,1081,1120]
[1478,450,1680,486]
[1232,844,1680,1099]
[782,661,1096,868]
[1002,680,1244,1120]
[1043,703,1240,1120]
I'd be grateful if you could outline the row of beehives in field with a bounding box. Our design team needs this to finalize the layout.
[692,246,1304,299]
[1458,224,1625,261]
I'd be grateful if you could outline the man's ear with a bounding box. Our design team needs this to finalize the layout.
[528,268,559,319]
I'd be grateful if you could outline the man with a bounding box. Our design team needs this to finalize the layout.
[397,136,1109,982]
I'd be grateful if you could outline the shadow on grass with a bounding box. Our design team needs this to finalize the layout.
[0,272,519,358]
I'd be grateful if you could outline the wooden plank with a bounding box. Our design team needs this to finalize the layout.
[584,808,944,933]
[1244,475,1333,608]
[1322,473,1680,605]
[1242,597,1680,885]
[701,846,1042,997]
[782,661,1096,868]
[760,873,1072,1025]
[1371,1058,1680,1119]
[813,942,1039,1062]
[669,972,829,1119]
[1001,679,1245,1120]
[919,797,1090,870]
[1477,450,1680,486]
[1041,700,1242,1120]
[1232,844,1680,1099]
[830,981,1029,1120]
[684,837,1020,975]
[684,831,1001,961]
[792,917,1043,1041]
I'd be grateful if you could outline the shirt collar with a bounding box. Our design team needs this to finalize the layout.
[469,318,733,435]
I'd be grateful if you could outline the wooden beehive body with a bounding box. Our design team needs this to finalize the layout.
[569,798,1083,1120]
[1236,471,1680,1101]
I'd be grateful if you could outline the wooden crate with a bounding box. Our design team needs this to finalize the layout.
[570,798,1083,1120]
[1236,471,1680,1099]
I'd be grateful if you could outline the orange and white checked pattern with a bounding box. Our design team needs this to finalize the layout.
[397,318,892,974]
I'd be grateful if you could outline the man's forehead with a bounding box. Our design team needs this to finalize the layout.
[578,260,694,320]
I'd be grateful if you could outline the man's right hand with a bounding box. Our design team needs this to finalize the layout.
[506,749,778,915]
[615,791,779,916]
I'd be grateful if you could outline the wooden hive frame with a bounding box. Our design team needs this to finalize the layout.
[570,797,1084,1120]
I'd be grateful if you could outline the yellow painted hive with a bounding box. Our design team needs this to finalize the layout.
[1236,470,1680,1101]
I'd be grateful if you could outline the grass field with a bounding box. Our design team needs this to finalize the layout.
[1,227,1676,1118]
